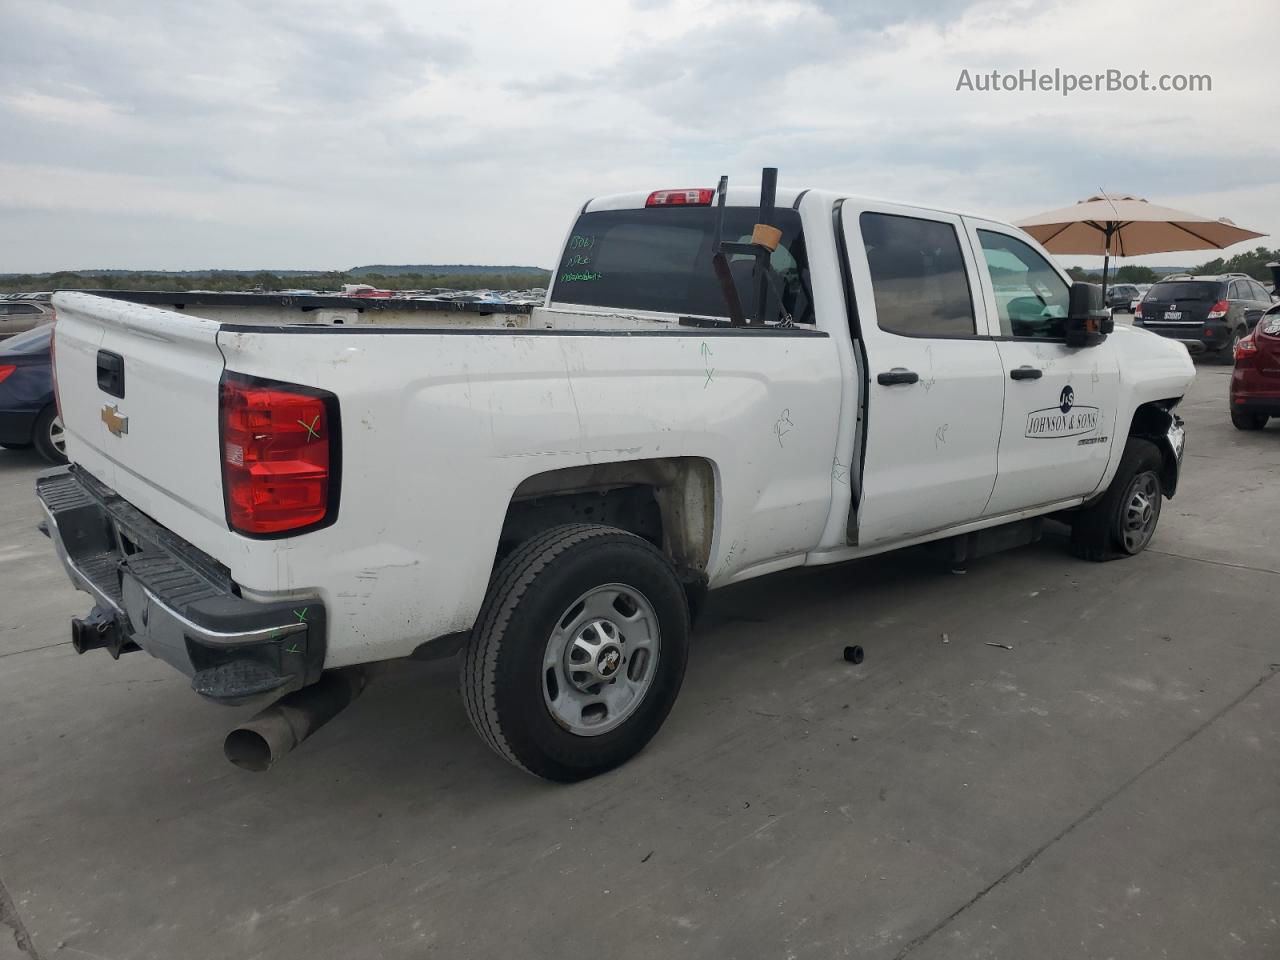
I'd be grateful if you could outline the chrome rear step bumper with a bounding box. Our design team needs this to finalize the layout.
[36,467,327,704]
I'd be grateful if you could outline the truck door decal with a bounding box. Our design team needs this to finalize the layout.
[1024,384,1101,439]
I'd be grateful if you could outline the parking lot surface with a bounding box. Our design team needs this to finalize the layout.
[1,362,1277,960]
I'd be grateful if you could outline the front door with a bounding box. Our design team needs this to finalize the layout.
[963,219,1121,516]
[842,203,1006,546]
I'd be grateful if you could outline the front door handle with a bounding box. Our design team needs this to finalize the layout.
[1010,366,1043,381]
[877,368,919,386]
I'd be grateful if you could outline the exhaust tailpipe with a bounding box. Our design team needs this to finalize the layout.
[224,668,366,772]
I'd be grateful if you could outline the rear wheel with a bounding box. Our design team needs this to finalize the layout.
[32,407,67,464]
[1222,326,1248,364]
[460,523,690,781]
[1070,438,1163,562]
[1231,411,1268,431]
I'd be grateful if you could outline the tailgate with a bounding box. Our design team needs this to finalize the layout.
[52,292,228,532]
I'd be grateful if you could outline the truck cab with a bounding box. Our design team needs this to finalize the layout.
[38,178,1194,781]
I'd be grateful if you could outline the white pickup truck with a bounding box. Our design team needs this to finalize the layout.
[38,174,1193,781]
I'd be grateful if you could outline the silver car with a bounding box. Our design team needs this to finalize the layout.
[0,298,54,339]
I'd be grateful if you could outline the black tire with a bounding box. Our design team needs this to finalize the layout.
[1221,327,1247,364]
[0,442,32,450]
[460,523,690,781]
[32,406,67,465]
[1070,438,1164,562]
[1231,411,1268,431]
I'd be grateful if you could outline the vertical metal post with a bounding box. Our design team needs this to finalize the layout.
[1101,224,1113,302]
[754,167,778,324]
[711,176,746,326]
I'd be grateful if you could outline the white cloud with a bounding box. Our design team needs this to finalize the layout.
[0,0,1276,272]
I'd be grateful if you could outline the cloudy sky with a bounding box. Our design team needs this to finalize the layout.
[2,0,1277,273]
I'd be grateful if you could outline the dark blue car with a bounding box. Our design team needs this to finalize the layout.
[0,323,65,463]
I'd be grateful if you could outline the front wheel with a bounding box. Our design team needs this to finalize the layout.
[460,524,690,781]
[1070,438,1164,562]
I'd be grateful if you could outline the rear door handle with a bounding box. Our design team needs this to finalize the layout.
[877,368,919,386]
[1010,366,1043,381]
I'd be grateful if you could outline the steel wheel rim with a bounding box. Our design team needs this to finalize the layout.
[49,415,66,454]
[542,583,661,737]
[1120,471,1160,553]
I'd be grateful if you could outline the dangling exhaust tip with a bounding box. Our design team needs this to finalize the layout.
[224,668,366,772]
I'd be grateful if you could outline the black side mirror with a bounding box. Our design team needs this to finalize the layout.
[1066,282,1114,347]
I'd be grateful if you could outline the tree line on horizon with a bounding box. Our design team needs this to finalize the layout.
[1066,246,1280,285]
[0,269,553,295]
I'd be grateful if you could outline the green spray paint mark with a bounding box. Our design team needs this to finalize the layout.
[298,415,321,441]
[293,607,309,623]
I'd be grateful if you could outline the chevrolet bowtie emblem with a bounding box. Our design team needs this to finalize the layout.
[101,404,129,437]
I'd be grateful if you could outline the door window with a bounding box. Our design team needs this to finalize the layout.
[860,212,975,337]
[976,231,1071,339]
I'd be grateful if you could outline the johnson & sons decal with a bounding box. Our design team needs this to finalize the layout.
[1024,385,1102,440]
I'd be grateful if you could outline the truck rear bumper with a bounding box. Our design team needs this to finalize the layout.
[36,467,327,704]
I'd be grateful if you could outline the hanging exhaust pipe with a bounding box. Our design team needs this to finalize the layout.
[224,668,366,772]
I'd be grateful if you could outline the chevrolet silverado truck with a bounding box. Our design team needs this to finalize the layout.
[37,172,1194,781]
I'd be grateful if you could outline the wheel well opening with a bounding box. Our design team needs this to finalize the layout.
[1127,399,1181,497]
[497,458,716,585]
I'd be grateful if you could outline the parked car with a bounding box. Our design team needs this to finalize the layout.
[1134,273,1274,361]
[0,323,65,463]
[1105,283,1140,313]
[0,298,54,340]
[38,177,1194,781]
[1229,308,1280,429]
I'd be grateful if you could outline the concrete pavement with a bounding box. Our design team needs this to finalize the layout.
[1,362,1277,959]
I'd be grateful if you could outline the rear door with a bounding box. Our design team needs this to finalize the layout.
[963,219,1121,515]
[841,202,1005,545]
[52,292,229,529]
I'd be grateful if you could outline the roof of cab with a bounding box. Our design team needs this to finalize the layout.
[582,186,989,223]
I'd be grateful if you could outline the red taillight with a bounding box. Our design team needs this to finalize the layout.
[645,188,714,207]
[1134,303,1143,319]
[1234,334,1258,363]
[1207,300,1229,319]
[0,364,15,384]
[219,374,339,536]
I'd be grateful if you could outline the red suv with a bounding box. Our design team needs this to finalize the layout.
[1230,310,1280,430]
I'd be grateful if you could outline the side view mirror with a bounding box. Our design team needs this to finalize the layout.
[1066,282,1114,347]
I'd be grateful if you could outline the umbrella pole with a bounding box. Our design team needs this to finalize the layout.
[1100,225,1113,302]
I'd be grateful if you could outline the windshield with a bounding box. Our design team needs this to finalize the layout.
[551,206,813,323]
[1146,281,1223,301]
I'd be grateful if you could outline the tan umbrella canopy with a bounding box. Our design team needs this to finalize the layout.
[1015,194,1266,296]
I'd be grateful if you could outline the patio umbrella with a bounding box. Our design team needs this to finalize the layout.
[1015,194,1266,298]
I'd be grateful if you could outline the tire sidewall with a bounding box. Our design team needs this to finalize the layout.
[490,534,689,780]
[33,406,67,465]
[1109,449,1163,555]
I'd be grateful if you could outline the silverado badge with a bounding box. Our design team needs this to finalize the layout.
[101,404,129,437]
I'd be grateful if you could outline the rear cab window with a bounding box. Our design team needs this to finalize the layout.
[550,206,813,323]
